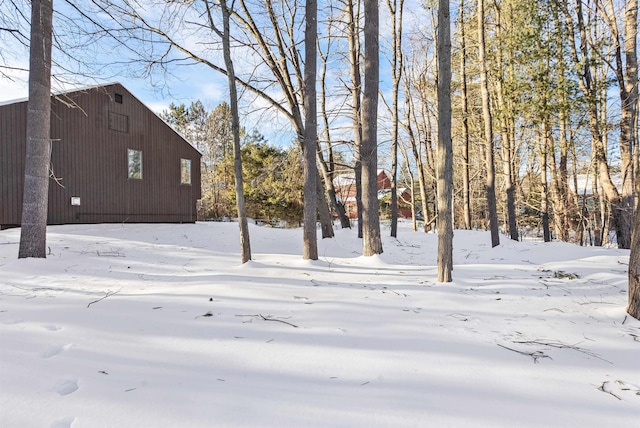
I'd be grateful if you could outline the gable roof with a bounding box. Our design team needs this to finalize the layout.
[0,82,201,157]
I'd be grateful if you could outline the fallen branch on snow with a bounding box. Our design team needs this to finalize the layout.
[598,381,622,400]
[87,290,120,308]
[236,314,298,328]
[497,343,552,363]
[512,339,612,364]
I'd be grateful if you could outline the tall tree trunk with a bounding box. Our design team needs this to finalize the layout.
[318,32,350,229]
[629,197,640,319]
[541,124,551,242]
[361,0,382,256]
[19,0,53,259]
[403,94,432,232]
[302,0,318,260]
[216,0,251,263]
[459,0,472,230]
[437,0,453,282]
[477,0,500,247]
[494,2,518,241]
[347,0,364,239]
[551,0,575,241]
[618,0,637,249]
[386,0,404,238]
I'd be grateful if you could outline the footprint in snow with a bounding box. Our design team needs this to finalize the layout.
[2,318,23,325]
[41,344,72,359]
[50,417,76,428]
[54,379,79,396]
[42,324,62,331]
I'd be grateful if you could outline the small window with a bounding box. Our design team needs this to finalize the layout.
[114,93,123,104]
[180,158,191,185]
[128,149,142,179]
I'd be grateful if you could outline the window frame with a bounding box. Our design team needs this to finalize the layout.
[180,158,192,185]
[128,148,143,180]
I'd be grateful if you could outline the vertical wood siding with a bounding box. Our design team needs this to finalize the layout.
[1,83,201,227]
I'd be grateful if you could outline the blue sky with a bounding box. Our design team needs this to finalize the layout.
[0,0,431,154]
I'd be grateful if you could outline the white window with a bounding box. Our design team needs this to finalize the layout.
[180,158,191,185]
[128,149,142,179]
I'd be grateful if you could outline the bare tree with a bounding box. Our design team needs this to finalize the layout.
[206,0,251,263]
[19,0,53,259]
[386,0,404,238]
[302,0,318,260]
[436,0,453,281]
[458,0,472,230]
[317,15,350,229]
[361,0,382,256]
[346,0,365,239]
[477,0,500,247]
[560,0,627,247]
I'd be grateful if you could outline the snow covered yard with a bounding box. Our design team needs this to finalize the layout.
[0,222,638,428]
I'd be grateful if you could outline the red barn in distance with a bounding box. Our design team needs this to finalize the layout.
[333,169,413,219]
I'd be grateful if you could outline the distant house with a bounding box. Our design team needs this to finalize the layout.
[333,169,413,219]
[0,83,201,229]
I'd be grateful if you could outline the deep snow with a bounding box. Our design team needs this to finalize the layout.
[0,222,638,427]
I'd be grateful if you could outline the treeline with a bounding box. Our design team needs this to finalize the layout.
[4,0,636,248]
[153,0,638,249]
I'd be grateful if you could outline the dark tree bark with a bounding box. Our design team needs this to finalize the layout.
[302,0,318,260]
[436,0,453,282]
[540,124,552,242]
[478,0,500,248]
[628,197,640,319]
[19,0,53,259]
[459,0,472,230]
[618,0,638,249]
[361,0,383,256]
[386,0,404,238]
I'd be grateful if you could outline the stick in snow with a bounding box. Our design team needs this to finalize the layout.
[87,290,120,308]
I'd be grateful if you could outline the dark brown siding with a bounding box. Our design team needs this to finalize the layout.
[1,83,201,227]
[0,101,27,226]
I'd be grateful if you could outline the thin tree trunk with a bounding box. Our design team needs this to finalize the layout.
[478,0,500,247]
[437,0,453,282]
[541,124,551,242]
[551,0,574,241]
[317,140,349,228]
[19,0,53,259]
[459,0,471,230]
[216,0,251,263]
[347,0,364,239]
[361,0,382,256]
[403,95,432,232]
[316,177,334,238]
[629,197,640,318]
[493,3,518,241]
[318,31,350,229]
[302,0,318,260]
[387,0,404,238]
